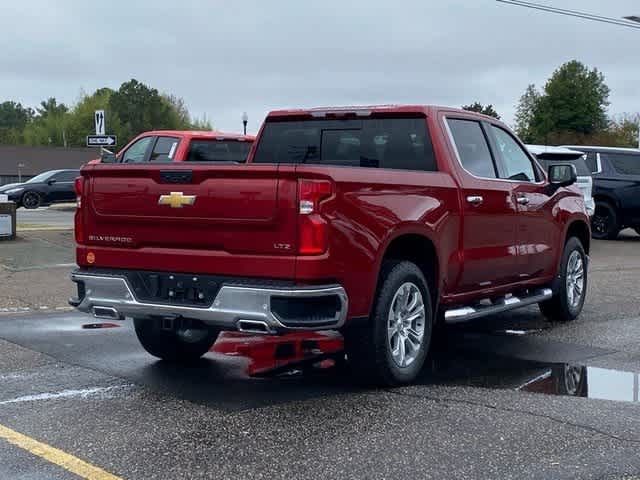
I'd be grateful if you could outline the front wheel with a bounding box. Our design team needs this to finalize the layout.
[134,317,219,362]
[539,237,587,322]
[344,260,432,386]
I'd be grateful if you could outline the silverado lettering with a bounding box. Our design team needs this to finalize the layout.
[70,105,590,386]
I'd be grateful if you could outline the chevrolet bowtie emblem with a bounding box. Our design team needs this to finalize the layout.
[158,192,196,208]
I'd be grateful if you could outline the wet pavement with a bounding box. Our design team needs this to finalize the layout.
[0,234,640,478]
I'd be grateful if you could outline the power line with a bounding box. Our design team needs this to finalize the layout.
[496,0,640,30]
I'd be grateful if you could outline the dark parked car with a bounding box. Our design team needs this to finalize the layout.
[563,146,640,239]
[0,169,79,209]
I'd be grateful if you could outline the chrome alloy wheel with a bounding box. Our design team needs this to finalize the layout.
[566,251,585,309]
[387,282,426,368]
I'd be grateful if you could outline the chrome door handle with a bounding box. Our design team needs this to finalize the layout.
[516,195,530,205]
[466,195,483,206]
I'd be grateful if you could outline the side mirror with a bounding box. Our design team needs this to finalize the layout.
[47,179,57,185]
[548,164,577,187]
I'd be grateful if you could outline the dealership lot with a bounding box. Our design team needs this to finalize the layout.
[1,225,640,479]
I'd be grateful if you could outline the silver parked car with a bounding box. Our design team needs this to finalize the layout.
[526,145,595,217]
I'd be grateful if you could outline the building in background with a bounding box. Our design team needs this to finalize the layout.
[0,146,96,185]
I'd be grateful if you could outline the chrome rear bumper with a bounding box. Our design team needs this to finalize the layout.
[70,270,348,334]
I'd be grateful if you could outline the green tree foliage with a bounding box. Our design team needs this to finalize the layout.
[0,101,34,144]
[461,102,501,119]
[530,60,610,142]
[108,79,195,144]
[514,84,541,143]
[1,80,210,148]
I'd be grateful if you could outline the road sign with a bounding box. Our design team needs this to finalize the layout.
[94,110,105,135]
[87,135,117,147]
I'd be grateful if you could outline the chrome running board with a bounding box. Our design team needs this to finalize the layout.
[444,288,553,324]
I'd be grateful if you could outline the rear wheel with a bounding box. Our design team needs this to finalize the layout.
[21,191,41,209]
[344,260,432,386]
[134,317,219,362]
[539,237,587,322]
[591,201,619,240]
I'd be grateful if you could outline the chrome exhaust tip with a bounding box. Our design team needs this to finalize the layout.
[92,306,123,320]
[237,320,271,334]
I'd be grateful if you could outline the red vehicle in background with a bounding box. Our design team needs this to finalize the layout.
[102,130,255,164]
[70,105,590,386]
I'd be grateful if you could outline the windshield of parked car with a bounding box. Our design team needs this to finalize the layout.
[186,140,252,162]
[25,171,57,184]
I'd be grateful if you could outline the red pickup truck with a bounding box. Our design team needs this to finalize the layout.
[106,130,255,164]
[70,105,590,385]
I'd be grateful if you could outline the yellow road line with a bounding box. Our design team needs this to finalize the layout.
[0,423,122,480]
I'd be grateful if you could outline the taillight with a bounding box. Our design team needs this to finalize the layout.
[74,176,84,243]
[298,179,332,255]
[74,176,83,208]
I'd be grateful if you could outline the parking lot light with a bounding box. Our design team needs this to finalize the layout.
[242,112,248,135]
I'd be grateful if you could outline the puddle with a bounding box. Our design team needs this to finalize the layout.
[425,351,640,403]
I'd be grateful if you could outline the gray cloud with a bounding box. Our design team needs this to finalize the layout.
[1,0,638,134]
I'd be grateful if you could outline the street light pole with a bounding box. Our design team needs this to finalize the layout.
[242,112,248,136]
[17,163,25,183]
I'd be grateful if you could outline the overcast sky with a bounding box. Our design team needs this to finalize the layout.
[1,0,638,134]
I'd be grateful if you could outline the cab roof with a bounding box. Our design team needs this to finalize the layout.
[142,130,255,142]
[266,104,501,122]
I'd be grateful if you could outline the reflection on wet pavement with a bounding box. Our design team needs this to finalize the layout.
[424,350,640,403]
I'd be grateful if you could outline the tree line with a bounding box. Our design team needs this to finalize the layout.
[464,60,638,147]
[0,79,211,149]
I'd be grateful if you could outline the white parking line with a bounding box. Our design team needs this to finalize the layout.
[0,385,133,406]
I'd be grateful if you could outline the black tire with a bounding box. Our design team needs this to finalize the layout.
[21,191,41,209]
[134,317,219,362]
[343,260,433,386]
[539,237,587,322]
[591,201,619,240]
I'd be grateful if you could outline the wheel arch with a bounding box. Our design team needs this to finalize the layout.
[565,219,591,255]
[375,231,440,317]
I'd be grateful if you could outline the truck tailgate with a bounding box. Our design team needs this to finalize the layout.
[78,163,298,278]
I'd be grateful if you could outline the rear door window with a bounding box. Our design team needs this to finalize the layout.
[446,119,496,178]
[121,136,154,163]
[490,126,537,182]
[54,171,79,182]
[186,140,252,162]
[253,117,437,171]
[605,153,640,176]
[150,137,180,162]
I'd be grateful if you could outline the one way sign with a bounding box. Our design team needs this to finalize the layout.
[87,135,117,147]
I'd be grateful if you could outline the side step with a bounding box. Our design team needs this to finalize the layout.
[444,288,553,324]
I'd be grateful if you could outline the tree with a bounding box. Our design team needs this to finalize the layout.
[462,102,501,119]
[63,88,120,148]
[514,84,541,143]
[108,79,188,144]
[530,60,610,143]
[0,101,34,144]
[36,97,68,118]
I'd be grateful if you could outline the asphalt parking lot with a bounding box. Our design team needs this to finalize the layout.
[1,222,640,479]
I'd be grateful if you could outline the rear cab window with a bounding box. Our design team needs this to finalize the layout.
[252,117,437,171]
[186,139,253,162]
